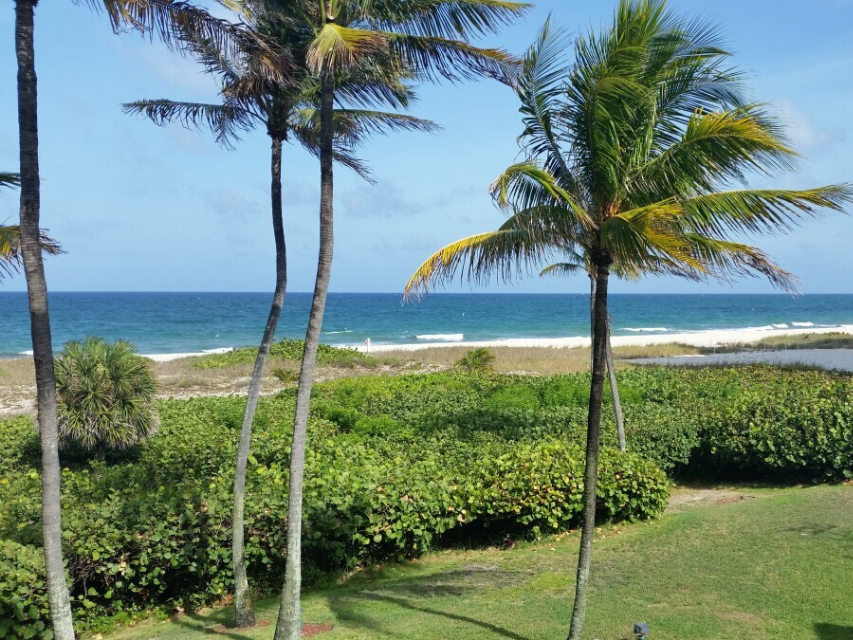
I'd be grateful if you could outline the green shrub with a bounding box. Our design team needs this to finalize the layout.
[0,541,50,639]
[0,394,667,632]
[699,374,853,481]
[55,337,157,451]
[194,339,373,369]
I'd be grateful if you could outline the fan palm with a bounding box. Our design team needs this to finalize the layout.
[13,1,281,636]
[272,2,528,638]
[404,5,853,638]
[124,18,435,626]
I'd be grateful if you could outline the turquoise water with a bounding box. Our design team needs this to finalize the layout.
[1,292,852,356]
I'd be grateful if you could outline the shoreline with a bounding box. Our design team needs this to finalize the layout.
[4,326,853,363]
[360,325,853,353]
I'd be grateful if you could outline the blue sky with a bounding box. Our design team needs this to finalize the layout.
[1,0,852,294]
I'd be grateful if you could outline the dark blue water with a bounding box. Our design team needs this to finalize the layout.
[1,292,852,356]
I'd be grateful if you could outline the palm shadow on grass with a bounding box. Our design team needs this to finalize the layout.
[814,623,853,639]
[169,612,256,640]
[329,591,531,640]
[324,564,532,640]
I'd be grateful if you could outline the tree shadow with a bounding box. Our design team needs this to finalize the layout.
[814,623,853,639]
[169,611,258,640]
[328,591,531,640]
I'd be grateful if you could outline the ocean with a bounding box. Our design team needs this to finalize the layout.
[1,292,853,357]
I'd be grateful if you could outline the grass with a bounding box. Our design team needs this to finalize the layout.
[705,332,853,353]
[107,484,853,640]
[379,343,702,375]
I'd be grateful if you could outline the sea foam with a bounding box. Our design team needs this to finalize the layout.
[622,327,668,333]
[416,333,464,341]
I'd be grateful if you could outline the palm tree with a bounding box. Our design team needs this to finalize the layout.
[404,4,853,638]
[13,1,279,636]
[125,21,434,626]
[274,2,528,638]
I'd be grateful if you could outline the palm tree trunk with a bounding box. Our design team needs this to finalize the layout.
[605,320,626,452]
[232,135,287,628]
[567,252,611,640]
[15,1,74,638]
[274,67,334,640]
[590,274,625,451]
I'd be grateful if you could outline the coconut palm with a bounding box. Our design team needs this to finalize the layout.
[125,20,434,625]
[404,4,853,638]
[13,1,279,636]
[273,2,528,637]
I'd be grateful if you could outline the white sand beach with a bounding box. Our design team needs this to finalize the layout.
[357,325,853,353]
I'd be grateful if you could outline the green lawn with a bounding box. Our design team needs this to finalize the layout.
[109,485,853,640]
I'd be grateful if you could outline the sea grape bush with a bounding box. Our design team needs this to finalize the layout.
[192,338,373,370]
[0,395,666,634]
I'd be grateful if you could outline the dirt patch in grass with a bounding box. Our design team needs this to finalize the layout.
[667,487,759,512]
[301,623,333,637]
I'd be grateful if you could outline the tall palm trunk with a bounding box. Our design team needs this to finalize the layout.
[568,251,611,640]
[232,135,288,628]
[15,1,74,638]
[589,273,626,451]
[274,67,334,640]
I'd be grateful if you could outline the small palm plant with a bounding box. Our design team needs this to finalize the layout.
[55,337,157,452]
[456,347,496,372]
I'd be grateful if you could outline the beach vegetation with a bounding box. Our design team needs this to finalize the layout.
[405,1,853,635]
[0,388,666,635]
[193,339,374,370]
[455,347,496,372]
[3,365,853,635]
[54,337,158,454]
[271,367,298,384]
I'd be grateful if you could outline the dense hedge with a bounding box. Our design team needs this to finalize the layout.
[0,396,666,635]
[312,367,853,480]
[192,339,374,370]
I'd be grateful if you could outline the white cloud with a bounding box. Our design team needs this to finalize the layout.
[774,99,843,153]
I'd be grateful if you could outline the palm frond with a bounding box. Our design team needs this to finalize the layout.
[514,19,575,184]
[105,0,287,82]
[0,173,20,189]
[385,32,520,82]
[680,185,853,237]
[307,23,387,73]
[0,224,63,281]
[489,163,595,234]
[634,104,798,198]
[601,204,702,275]
[404,227,553,299]
[122,99,256,148]
[683,234,799,293]
[540,261,585,278]
[363,0,530,40]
